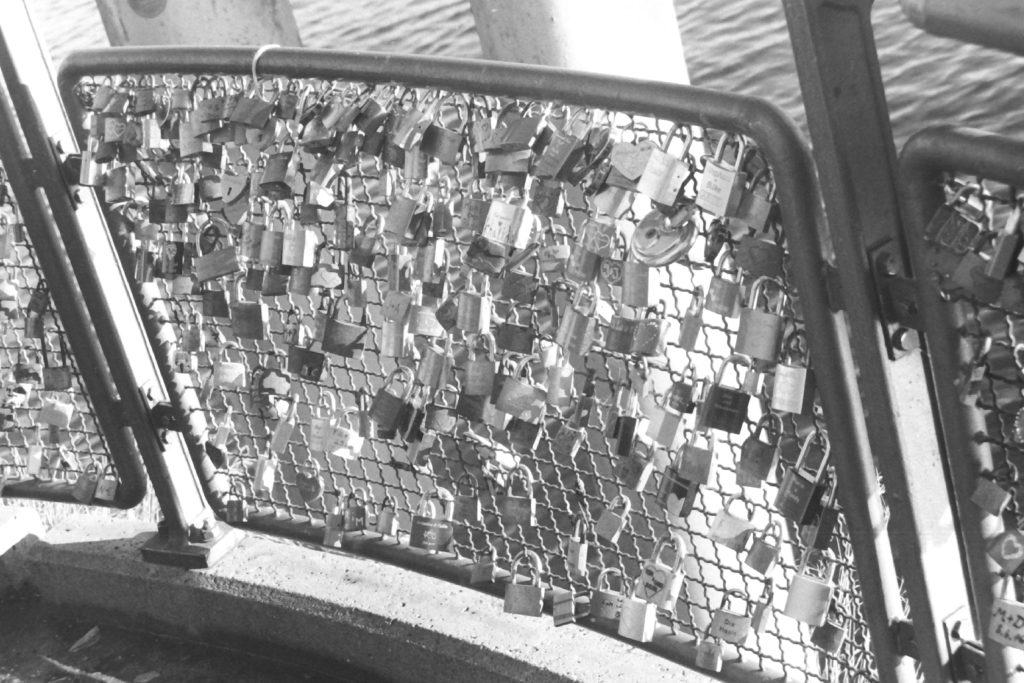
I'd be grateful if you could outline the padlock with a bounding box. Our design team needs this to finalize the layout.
[72,462,100,503]
[369,366,416,434]
[736,276,787,363]
[630,303,670,357]
[775,430,831,524]
[93,464,119,502]
[342,488,369,532]
[644,394,686,451]
[745,521,783,575]
[565,515,591,578]
[972,472,1014,517]
[617,442,655,492]
[656,452,700,520]
[281,215,318,268]
[733,169,779,235]
[709,493,755,552]
[409,488,455,552]
[269,397,298,455]
[987,526,1024,574]
[783,549,837,627]
[620,258,659,309]
[701,354,754,434]
[706,249,743,318]
[771,329,816,414]
[503,549,546,617]
[294,457,324,504]
[456,271,493,333]
[41,334,73,392]
[635,533,687,610]
[322,299,367,358]
[496,464,537,529]
[617,584,657,643]
[230,277,268,339]
[594,495,631,544]
[751,582,774,634]
[697,134,748,217]
[494,308,534,355]
[39,397,74,429]
[604,311,638,355]
[591,567,630,623]
[988,577,1024,651]
[636,124,694,207]
[322,493,346,548]
[462,333,497,396]
[737,413,782,487]
[800,475,840,550]
[194,223,240,283]
[555,283,600,354]
[482,191,534,249]
[494,355,545,422]
[469,546,497,585]
[452,472,482,525]
[709,589,753,644]
[678,286,704,352]
[552,587,589,627]
[811,601,847,654]
[695,636,724,673]
[252,451,278,496]
[375,495,399,537]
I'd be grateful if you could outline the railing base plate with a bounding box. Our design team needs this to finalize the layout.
[140,525,244,569]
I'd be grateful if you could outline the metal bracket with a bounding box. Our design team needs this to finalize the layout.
[823,263,844,312]
[892,618,919,659]
[138,380,184,448]
[869,241,922,360]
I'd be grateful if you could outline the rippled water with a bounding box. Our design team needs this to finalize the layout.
[25,0,1024,146]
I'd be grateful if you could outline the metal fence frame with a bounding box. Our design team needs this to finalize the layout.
[899,125,1024,682]
[53,45,912,681]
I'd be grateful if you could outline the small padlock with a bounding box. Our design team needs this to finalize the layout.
[269,396,298,455]
[695,636,724,673]
[253,451,278,496]
[591,567,630,623]
[463,333,497,396]
[594,495,631,545]
[771,329,816,415]
[224,482,248,523]
[375,495,399,537]
[456,271,493,333]
[617,443,655,492]
[811,601,847,654]
[452,472,482,525]
[369,366,416,436]
[733,169,779,236]
[972,470,1015,517]
[987,526,1024,574]
[706,249,743,318]
[496,464,537,529]
[617,583,658,643]
[701,353,754,434]
[503,549,546,617]
[736,275,787,363]
[678,286,704,352]
[709,589,753,644]
[656,451,700,519]
[775,430,831,525]
[988,577,1024,651]
[737,413,782,487]
[709,493,756,552]
[630,302,671,357]
[696,134,748,217]
[494,308,534,355]
[636,124,694,207]
[494,354,545,422]
[93,464,119,502]
[342,487,369,532]
[745,521,783,575]
[72,462,100,503]
[783,549,837,627]
[800,476,840,550]
[750,582,774,634]
[635,533,687,610]
[409,488,454,552]
[469,546,497,585]
[565,515,591,578]
[230,277,268,339]
[323,493,346,548]
[555,282,600,354]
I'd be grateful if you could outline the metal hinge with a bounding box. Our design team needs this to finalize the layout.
[868,242,922,360]
[138,379,184,449]
[891,618,919,659]
[944,605,985,682]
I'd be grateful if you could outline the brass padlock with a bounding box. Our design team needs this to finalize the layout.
[775,430,831,524]
[494,307,534,355]
[496,464,537,530]
[737,412,782,487]
[322,299,367,359]
[634,533,687,610]
[503,550,546,617]
[783,549,837,627]
[744,521,782,575]
[736,275,787,363]
[634,124,694,207]
[709,493,756,552]
[733,169,778,235]
[697,134,748,218]
[630,302,670,357]
[594,495,631,545]
[409,488,454,552]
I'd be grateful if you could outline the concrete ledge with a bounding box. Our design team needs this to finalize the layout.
[2,513,704,683]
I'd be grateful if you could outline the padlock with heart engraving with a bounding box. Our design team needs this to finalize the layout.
[634,533,687,611]
[987,526,1024,574]
[594,495,632,545]
[591,567,630,624]
[504,549,546,617]
[710,493,756,552]
[452,472,482,525]
[409,488,454,552]
[775,430,831,524]
[701,353,754,434]
[496,464,537,530]
[706,249,743,318]
[784,549,837,627]
[771,329,816,414]
[369,366,416,435]
[737,412,782,487]
[709,589,753,644]
[745,520,783,576]
[736,275,787,363]
[697,134,748,217]
[656,450,703,519]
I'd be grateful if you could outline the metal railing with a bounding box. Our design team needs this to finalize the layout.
[48,46,910,681]
[899,125,1024,682]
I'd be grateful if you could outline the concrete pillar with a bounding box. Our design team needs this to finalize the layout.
[469,0,690,84]
[94,0,301,47]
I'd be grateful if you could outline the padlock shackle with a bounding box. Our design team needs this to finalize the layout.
[509,548,545,585]
[506,464,535,495]
[793,429,832,482]
[796,547,838,583]
[595,566,628,595]
[650,532,686,571]
[455,471,478,495]
[758,520,782,546]
[752,412,782,443]
[721,493,753,521]
[746,275,786,313]
[712,353,754,386]
[720,588,750,613]
[711,247,739,280]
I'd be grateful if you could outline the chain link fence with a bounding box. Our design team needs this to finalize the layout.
[61,63,886,682]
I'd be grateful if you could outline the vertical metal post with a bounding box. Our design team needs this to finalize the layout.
[0,0,241,568]
[782,0,976,680]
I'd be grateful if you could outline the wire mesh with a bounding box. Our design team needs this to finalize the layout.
[0,163,116,500]
[68,70,881,682]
